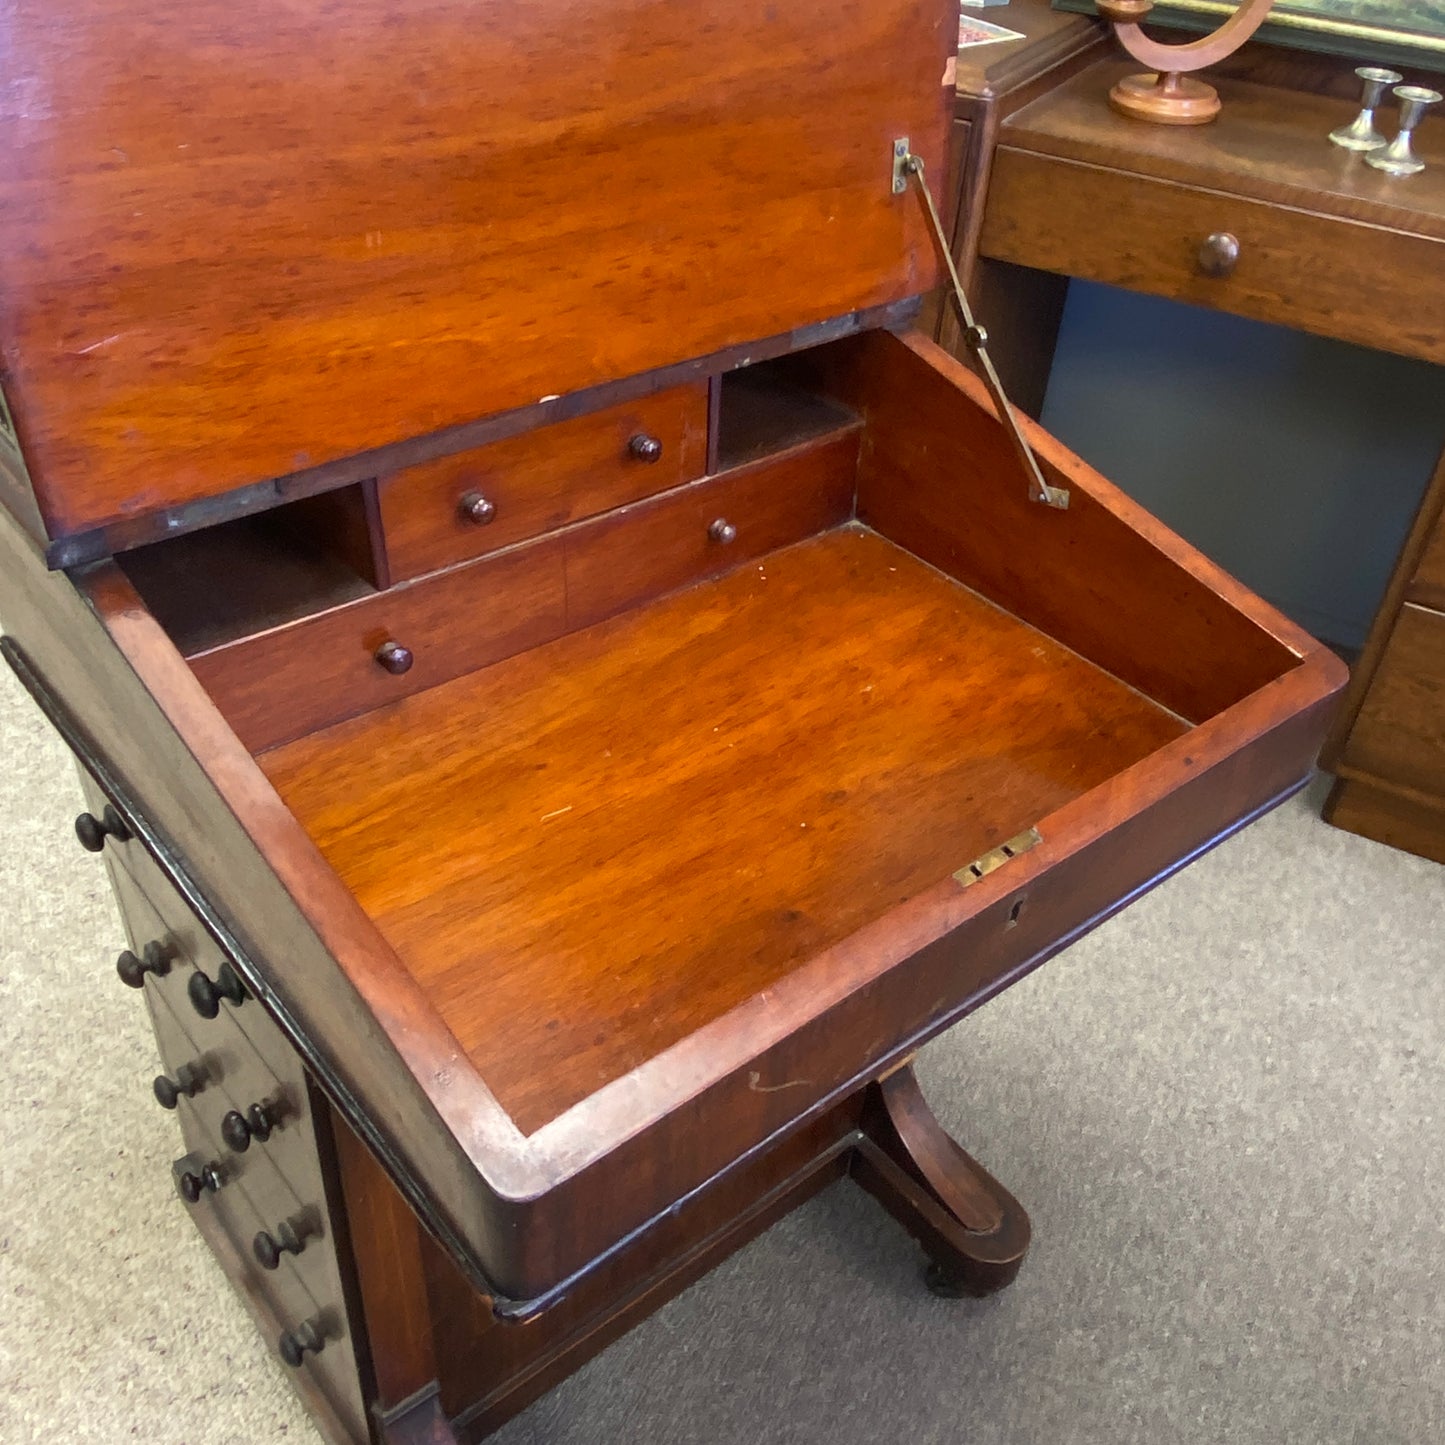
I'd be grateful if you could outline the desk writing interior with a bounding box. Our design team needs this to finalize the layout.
[0,2,1346,1440]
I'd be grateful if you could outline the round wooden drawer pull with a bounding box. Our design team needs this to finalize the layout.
[375,640,414,675]
[221,1100,280,1153]
[153,1062,207,1109]
[1196,232,1240,278]
[253,1217,310,1271]
[116,940,171,989]
[458,490,496,525]
[278,1319,327,1368]
[187,960,247,1019]
[172,1155,225,1204]
[75,806,130,852]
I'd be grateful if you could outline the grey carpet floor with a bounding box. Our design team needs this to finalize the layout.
[1,657,1441,1445]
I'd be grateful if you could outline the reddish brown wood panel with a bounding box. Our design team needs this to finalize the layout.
[332,1110,439,1414]
[189,537,568,755]
[1333,603,1445,801]
[261,526,1187,1135]
[380,383,710,583]
[0,0,952,538]
[792,328,1302,723]
[426,1104,859,1435]
[564,431,859,632]
[1324,774,1445,867]
[979,148,1445,365]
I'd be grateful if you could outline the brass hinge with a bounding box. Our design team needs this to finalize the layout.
[954,827,1043,888]
[892,139,1069,511]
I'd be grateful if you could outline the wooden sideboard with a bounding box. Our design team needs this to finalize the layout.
[949,10,1445,863]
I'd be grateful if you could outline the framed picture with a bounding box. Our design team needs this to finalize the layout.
[1051,1,1445,73]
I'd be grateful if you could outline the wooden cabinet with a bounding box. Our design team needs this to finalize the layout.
[0,1,1348,1440]
[1324,455,1445,863]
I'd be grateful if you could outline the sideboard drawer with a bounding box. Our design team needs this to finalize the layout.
[979,148,1445,365]
[380,381,710,581]
[1339,602,1445,798]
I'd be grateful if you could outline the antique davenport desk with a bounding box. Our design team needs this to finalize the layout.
[0,1,1345,1441]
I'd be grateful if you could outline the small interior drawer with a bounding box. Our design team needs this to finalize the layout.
[379,381,710,582]
[1338,602,1445,798]
[979,148,1445,363]
[187,430,855,754]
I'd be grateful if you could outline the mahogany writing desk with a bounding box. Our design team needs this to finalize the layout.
[0,2,1345,1439]
[949,23,1445,862]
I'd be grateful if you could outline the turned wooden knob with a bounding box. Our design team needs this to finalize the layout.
[253,1217,309,1270]
[153,1062,206,1109]
[116,940,171,989]
[458,490,496,525]
[628,433,663,463]
[708,518,738,545]
[1196,232,1240,278]
[172,1154,224,1204]
[75,806,130,852]
[187,960,247,1019]
[221,1100,280,1153]
[278,1320,327,1367]
[374,640,414,675]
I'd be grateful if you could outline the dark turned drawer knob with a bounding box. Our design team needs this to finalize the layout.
[458,490,496,525]
[628,433,663,463]
[172,1153,224,1204]
[1196,231,1240,278]
[253,1217,309,1270]
[278,1319,327,1368]
[374,640,414,675]
[708,518,738,545]
[187,960,247,1020]
[116,941,171,989]
[75,806,130,852]
[153,1062,207,1109]
[221,1100,281,1153]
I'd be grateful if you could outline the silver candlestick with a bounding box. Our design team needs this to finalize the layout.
[1329,66,1402,151]
[1367,85,1443,176]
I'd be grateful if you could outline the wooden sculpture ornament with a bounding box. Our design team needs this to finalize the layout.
[1099,0,1276,124]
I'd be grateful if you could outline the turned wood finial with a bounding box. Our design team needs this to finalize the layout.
[1104,0,1276,125]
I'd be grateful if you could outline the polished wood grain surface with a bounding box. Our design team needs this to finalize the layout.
[262,525,1187,1133]
[981,146,1445,365]
[994,61,1445,235]
[1334,603,1445,801]
[793,329,1302,722]
[380,383,709,583]
[0,0,951,539]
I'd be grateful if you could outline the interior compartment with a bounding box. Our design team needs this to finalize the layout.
[153,328,1310,1135]
[260,526,1188,1134]
[119,484,383,656]
[715,357,860,471]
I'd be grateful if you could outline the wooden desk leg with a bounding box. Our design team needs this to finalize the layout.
[850,1065,1031,1298]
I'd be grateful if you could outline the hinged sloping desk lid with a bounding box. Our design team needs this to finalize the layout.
[0,0,953,544]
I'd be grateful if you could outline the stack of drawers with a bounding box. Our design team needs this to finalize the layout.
[76,774,370,1445]
[1325,459,1445,864]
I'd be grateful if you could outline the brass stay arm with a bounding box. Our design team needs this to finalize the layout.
[894,143,1069,510]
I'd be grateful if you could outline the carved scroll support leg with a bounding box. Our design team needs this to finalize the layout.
[850,1063,1031,1298]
